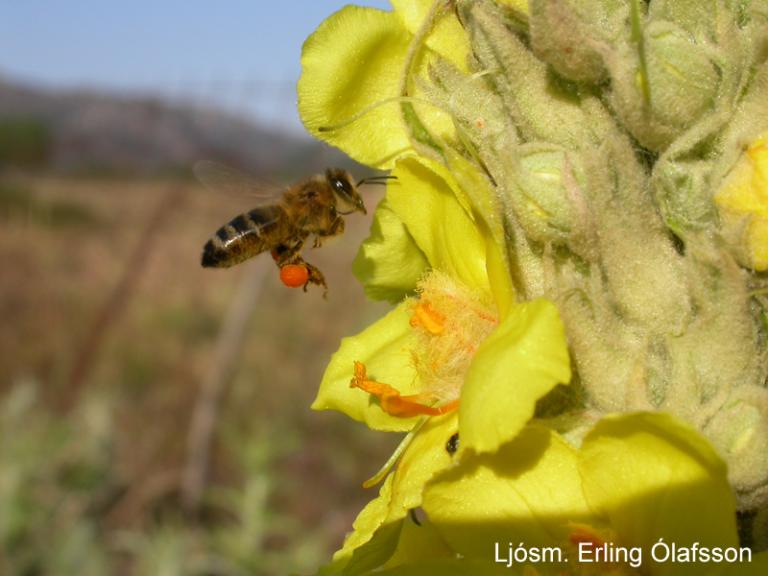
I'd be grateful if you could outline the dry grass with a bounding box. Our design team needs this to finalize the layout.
[0,174,399,570]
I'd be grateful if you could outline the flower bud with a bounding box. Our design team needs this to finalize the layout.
[529,0,628,84]
[645,21,719,128]
[648,0,719,38]
[507,145,586,248]
[703,387,768,509]
[495,0,529,14]
[459,0,594,151]
[610,20,719,150]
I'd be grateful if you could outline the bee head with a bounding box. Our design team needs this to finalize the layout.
[326,168,366,215]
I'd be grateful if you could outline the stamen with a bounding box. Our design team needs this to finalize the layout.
[317,96,446,133]
[350,361,458,418]
[568,523,607,549]
[362,416,429,488]
[410,301,446,335]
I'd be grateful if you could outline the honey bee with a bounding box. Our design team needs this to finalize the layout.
[197,161,391,293]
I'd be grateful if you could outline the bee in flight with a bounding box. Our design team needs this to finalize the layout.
[196,161,392,294]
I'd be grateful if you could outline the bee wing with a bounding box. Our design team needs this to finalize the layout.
[193,160,285,205]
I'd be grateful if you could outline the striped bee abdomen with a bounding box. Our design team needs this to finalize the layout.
[201,206,284,268]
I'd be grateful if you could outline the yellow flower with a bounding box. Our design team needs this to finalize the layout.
[313,157,569,443]
[313,156,502,429]
[422,413,768,575]
[715,134,768,270]
[327,413,768,575]
[312,156,571,572]
[298,1,469,169]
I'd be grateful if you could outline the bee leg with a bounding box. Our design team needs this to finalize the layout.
[313,216,345,249]
[302,262,328,296]
[271,239,327,296]
[271,238,306,266]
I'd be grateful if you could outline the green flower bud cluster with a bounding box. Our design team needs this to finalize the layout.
[417,0,768,515]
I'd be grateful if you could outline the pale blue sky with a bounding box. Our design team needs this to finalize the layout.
[0,1,392,131]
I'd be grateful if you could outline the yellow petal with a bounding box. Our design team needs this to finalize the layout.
[485,232,515,318]
[299,6,412,169]
[422,425,593,557]
[382,514,454,569]
[459,299,571,454]
[388,157,491,293]
[386,1,462,152]
[313,303,420,431]
[391,0,470,71]
[702,552,768,575]
[442,148,515,315]
[373,559,519,576]
[353,198,429,303]
[386,413,458,522]
[579,412,739,576]
[322,474,401,575]
[324,416,459,573]
[715,136,768,270]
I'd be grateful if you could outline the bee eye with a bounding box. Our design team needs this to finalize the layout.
[333,179,347,194]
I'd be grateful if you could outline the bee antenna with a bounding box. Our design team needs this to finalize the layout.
[357,175,398,187]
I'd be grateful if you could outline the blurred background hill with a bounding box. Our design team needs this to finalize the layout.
[0,1,399,572]
[0,76,353,176]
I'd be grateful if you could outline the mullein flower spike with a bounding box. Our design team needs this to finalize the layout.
[298,0,768,572]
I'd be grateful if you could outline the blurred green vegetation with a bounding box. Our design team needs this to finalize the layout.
[0,117,51,168]
[0,383,329,576]
[0,181,100,228]
[0,175,395,575]
[0,384,113,575]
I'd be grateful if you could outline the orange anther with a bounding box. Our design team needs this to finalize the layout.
[350,361,401,397]
[350,361,459,418]
[409,301,445,335]
[279,264,309,288]
[568,524,606,549]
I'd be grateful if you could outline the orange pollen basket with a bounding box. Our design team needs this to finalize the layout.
[409,301,446,335]
[279,264,309,288]
[349,361,459,418]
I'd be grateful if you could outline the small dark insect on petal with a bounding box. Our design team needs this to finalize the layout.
[446,432,460,455]
[409,508,422,526]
